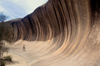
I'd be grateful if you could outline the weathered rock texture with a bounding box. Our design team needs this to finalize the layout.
[10,0,100,66]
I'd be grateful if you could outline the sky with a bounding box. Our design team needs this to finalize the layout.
[0,0,48,20]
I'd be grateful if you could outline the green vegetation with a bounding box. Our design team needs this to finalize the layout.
[0,42,9,58]
[0,59,5,66]
[0,12,8,22]
[0,41,10,66]
[3,56,12,62]
[0,22,13,42]
[0,12,13,42]
[0,13,13,66]
[0,56,12,66]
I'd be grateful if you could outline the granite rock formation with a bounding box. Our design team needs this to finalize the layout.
[9,0,100,66]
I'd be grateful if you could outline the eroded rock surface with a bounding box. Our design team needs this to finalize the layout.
[9,0,100,66]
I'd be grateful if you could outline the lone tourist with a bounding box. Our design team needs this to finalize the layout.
[23,44,26,51]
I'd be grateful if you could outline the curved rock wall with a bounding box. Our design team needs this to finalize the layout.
[11,0,100,66]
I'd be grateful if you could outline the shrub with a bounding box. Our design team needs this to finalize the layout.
[3,56,12,62]
[0,22,13,42]
[0,59,5,66]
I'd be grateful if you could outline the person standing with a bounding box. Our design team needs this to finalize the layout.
[23,44,26,51]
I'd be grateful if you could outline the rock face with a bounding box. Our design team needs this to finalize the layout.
[11,0,100,66]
